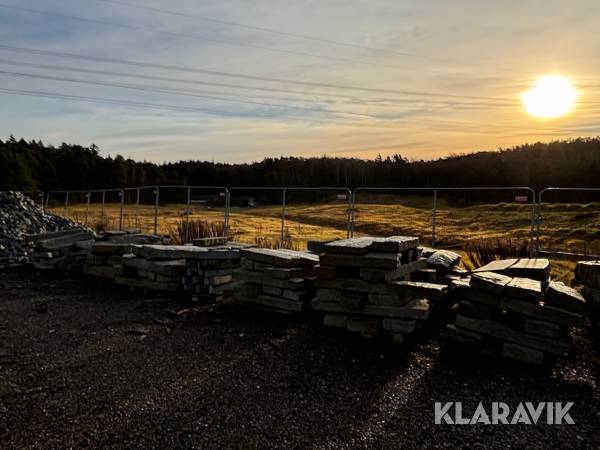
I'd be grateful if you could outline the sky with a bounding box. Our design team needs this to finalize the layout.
[0,0,599,163]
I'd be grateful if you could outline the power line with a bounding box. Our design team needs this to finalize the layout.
[0,3,406,70]
[0,86,568,134]
[0,58,522,110]
[0,45,519,104]
[0,69,375,118]
[0,87,354,123]
[93,0,482,68]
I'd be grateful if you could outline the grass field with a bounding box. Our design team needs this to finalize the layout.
[48,196,600,284]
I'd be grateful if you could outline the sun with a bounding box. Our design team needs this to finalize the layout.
[522,75,577,119]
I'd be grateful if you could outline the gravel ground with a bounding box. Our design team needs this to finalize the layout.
[1,269,599,450]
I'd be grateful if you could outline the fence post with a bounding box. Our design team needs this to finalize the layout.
[431,189,437,248]
[153,186,159,235]
[101,190,106,224]
[186,186,192,243]
[118,190,124,231]
[64,191,70,217]
[346,189,352,238]
[280,188,287,248]
[350,190,356,238]
[224,189,230,240]
[45,192,50,211]
[135,187,140,229]
[85,191,91,226]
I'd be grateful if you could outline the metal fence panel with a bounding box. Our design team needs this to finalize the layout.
[537,188,600,257]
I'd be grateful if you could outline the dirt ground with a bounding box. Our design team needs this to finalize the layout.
[1,269,599,449]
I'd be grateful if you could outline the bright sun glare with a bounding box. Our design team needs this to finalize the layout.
[522,75,577,119]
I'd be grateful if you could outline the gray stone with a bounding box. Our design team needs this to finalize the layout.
[458,301,493,320]
[316,288,342,302]
[369,236,420,253]
[426,250,461,269]
[359,258,427,282]
[240,247,318,267]
[502,341,544,365]
[523,318,563,338]
[506,258,550,281]
[472,259,519,274]
[323,314,349,328]
[314,278,391,294]
[311,298,430,320]
[244,294,306,312]
[323,237,375,255]
[368,293,403,307]
[264,266,308,280]
[444,324,483,346]
[576,260,600,289]
[505,277,543,302]
[460,288,585,327]
[346,316,381,333]
[455,314,570,356]
[389,281,448,302]
[382,318,420,334]
[470,271,512,294]
[263,285,283,296]
[114,276,182,292]
[320,252,401,270]
[544,281,586,313]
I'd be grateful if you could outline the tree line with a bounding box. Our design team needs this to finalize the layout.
[2,135,600,199]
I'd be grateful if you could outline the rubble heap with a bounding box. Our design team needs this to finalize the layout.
[576,261,600,340]
[446,258,586,365]
[237,247,319,314]
[0,191,82,268]
[28,229,95,272]
[310,236,449,344]
[182,243,250,303]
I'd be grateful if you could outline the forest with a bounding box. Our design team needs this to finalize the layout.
[1,135,600,195]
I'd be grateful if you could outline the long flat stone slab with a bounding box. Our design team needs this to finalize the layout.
[459,288,585,327]
[134,245,240,261]
[359,259,427,282]
[311,298,430,320]
[544,281,586,313]
[505,277,543,302]
[455,314,570,356]
[314,278,391,294]
[240,248,318,267]
[369,236,420,253]
[472,259,519,273]
[34,231,95,250]
[114,276,182,291]
[244,294,306,312]
[389,281,448,302]
[470,271,512,294]
[319,252,401,270]
[506,258,550,281]
[122,257,186,276]
[323,237,377,255]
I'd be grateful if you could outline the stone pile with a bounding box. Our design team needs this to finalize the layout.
[237,247,319,314]
[114,245,207,293]
[446,259,586,365]
[0,191,82,268]
[576,261,600,340]
[83,242,133,279]
[182,243,250,303]
[310,236,449,344]
[28,229,95,272]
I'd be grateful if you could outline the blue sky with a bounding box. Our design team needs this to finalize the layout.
[0,0,599,162]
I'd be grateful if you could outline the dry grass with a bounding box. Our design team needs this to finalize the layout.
[169,219,227,245]
[465,237,532,269]
[47,196,597,284]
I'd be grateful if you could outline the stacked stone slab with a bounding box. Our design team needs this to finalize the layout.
[82,232,166,280]
[446,261,586,365]
[182,243,250,303]
[576,261,600,340]
[113,245,194,293]
[237,248,319,314]
[82,242,133,279]
[311,236,449,344]
[27,229,95,272]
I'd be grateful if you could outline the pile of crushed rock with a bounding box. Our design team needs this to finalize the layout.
[0,191,84,268]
